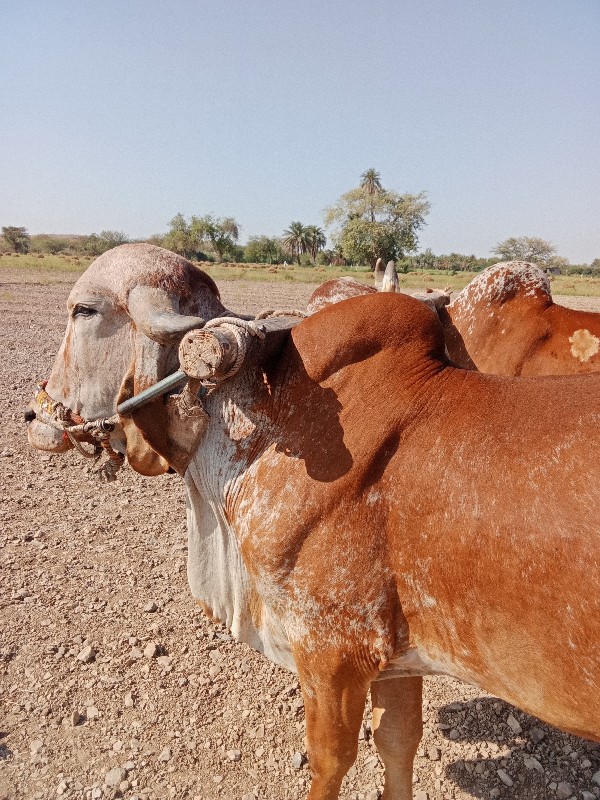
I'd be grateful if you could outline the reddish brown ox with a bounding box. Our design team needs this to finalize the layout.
[441,260,600,374]
[27,245,600,799]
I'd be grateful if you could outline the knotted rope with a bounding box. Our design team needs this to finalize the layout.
[197,317,267,386]
[32,382,124,481]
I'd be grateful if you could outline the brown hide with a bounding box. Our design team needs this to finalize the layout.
[235,292,600,746]
[445,261,600,375]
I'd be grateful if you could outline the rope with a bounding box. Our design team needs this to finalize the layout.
[197,317,267,387]
[255,309,306,320]
[32,383,124,480]
[204,316,266,339]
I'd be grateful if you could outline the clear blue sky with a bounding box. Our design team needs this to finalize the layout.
[2,0,599,262]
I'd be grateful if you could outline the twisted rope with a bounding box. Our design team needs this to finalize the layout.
[255,309,306,320]
[32,383,123,479]
[198,317,267,386]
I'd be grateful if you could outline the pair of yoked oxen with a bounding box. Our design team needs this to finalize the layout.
[26,245,600,799]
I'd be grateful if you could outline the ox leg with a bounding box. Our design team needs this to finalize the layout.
[297,658,371,800]
[371,676,423,800]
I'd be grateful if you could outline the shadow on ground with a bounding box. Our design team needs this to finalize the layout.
[436,697,600,799]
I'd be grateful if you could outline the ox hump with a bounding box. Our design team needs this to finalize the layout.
[450,260,552,317]
[293,292,446,382]
[306,276,376,315]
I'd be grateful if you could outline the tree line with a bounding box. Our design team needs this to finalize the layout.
[2,171,599,274]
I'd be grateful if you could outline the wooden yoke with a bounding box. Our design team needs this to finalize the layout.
[178,315,303,384]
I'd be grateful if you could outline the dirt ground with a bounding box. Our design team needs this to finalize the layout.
[1,269,600,800]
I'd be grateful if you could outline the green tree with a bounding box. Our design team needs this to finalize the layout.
[360,168,383,222]
[2,226,30,253]
[83,230,129,257]
[282,222,310,265]
[163,213,240,261]
[325,173,430,268]
[244,236,285,264]
[163,213,196,259]
[32,235,69,254]
[305,225,327,264]
[191,215,240,261]
[492,236,556,264]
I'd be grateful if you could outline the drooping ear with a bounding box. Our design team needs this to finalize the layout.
[117,327,210,476]
[117,365,171,476]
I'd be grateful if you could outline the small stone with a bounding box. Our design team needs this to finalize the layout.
[291,752,305,769]
[555,782,573,800]
[427,746,441,761]
[144,601,158,613]
[226,749,241,762]
[76,645,95,663]
[523,756,543,772]
[593,770,600,787]
[158,746,172,762]
[415,792,429,800]
[497,768,513,787]
[582,792,596,800]
[506,713,522,734]
[124,692,135,708]
[144,641,159,659]
[105,766,127,787]
[530,727,546,744]
[86,706,99,720]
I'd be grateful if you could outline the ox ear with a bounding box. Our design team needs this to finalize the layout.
[117,368,171,476]
[128,285,205,344]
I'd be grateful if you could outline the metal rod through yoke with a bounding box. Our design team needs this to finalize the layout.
[116,370,188,416]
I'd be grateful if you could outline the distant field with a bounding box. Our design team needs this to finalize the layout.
[2,252,600,296]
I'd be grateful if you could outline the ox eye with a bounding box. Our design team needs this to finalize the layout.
[72,305,98,318]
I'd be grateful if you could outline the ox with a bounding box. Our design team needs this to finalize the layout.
[442,261,600,375]
[27,244,600,799]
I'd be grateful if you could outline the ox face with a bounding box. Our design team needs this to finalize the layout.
[26,287,134,455]
[26,243,217,464]
[54,289,134,418]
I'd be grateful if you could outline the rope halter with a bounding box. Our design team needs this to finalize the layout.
[31,382,124,482]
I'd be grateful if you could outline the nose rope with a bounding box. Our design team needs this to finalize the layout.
[31,382,124,482]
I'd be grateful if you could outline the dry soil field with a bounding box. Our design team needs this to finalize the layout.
[2,268,600,800]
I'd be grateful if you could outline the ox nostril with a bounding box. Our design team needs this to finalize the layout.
[24,409,36,423]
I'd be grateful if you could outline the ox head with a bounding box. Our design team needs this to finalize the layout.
[27,243,227,475]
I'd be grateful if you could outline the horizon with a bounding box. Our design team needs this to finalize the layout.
[2,0,599,263]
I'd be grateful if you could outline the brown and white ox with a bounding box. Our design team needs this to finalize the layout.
[27,244,600,799]
[442,261,600,375]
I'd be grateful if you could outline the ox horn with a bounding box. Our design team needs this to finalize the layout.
[127,285,206,343]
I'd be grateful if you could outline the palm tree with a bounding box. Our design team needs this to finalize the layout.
[305,225,327,264]
[282,222,310,265]
[360,168,383,222]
